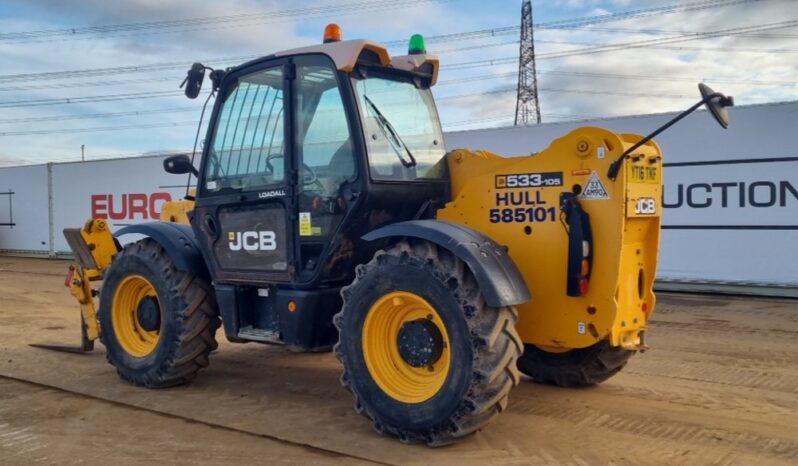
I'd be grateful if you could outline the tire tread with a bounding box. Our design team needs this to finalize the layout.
[334,240,522,445]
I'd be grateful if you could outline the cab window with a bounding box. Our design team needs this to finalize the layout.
[353,74,445,181]
[294,58,356,276]
[297,65,355,195]
[204,66,285,192]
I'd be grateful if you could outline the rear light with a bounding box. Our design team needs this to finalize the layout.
[561,192,593,297]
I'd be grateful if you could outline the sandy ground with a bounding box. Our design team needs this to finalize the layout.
[0,257,796,466]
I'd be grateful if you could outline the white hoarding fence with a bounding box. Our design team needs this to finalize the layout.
[1,101,795,295]
[50,156,193,253]
[0,164,51,253]
[446,101,798,292]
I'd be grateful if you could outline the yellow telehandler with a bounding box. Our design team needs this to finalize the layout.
[49,25,733,444]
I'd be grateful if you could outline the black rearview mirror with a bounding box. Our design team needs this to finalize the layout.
[607,82,734,180]
[699,82,734,129]
[181,63,206,99]
[164,154,198,176]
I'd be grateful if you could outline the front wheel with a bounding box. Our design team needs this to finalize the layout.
[99,239,220,388]
[517,340,634,387]
[334,240,522,445]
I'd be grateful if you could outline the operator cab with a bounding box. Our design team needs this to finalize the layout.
[166,26,448,349]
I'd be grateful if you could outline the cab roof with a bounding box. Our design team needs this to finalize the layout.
[275,39,439,86]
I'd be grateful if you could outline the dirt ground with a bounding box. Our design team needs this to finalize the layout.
[0,257,796,466]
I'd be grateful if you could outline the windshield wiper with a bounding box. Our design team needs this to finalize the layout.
[363,95,417,168]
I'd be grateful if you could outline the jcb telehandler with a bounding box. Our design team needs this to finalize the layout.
[54,25,733,444]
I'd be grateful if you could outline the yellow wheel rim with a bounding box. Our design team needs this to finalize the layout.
[362,291,451,404]
[111,274,161,357]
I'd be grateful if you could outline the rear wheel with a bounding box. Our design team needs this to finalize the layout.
[335,240,522,445]
[99,239,220,388]
[517,340,634,387]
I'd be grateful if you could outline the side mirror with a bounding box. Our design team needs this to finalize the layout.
[699,82,734,129]
[181,63,206,99]
[607,83,734,180]
[164,154,198,176]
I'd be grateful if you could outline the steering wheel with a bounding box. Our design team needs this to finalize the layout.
[265,153,321,188]
[265,153,282,175]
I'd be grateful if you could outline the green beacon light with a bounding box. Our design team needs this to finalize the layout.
[408,34,426,55]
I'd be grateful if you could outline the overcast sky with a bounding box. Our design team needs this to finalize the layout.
[0,0,795,165]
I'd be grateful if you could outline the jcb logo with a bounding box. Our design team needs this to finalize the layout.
[635,197,657,215]
[228,231,277,251]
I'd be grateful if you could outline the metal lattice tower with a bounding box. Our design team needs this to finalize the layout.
[514,0,541,125]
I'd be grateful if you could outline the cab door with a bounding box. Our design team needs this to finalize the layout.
[193,59,295,283]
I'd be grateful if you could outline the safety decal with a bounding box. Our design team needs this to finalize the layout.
[580,172,609,200]
[299,212,312,236]
[299,212,322,236]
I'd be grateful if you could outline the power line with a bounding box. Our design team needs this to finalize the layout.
[0,0,761,83]
[0,76,177,93]
[0,55,259,83]
[5,148,196,165]
[435,87,691,103]
[433,38,798,56]
[388,0,765,45]
[0,121,197,137]
[3,65,790,125]
[570,25,798,39]
[440,19,798,71]
[0,84,693,136]
[444,112,596,128]
[0,107,197,124]
[535,20,798,59]
[0,90,183,108]
[0,0,447,43]
[438,69,797,87]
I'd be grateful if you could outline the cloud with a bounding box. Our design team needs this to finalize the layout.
[0,0,795,164]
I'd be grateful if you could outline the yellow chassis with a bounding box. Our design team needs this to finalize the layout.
[439,127,662,351]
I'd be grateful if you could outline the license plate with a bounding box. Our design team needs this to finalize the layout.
[628,164,659,183]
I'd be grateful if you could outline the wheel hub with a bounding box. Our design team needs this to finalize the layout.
[397,318,444,368]
[136,296,161,332]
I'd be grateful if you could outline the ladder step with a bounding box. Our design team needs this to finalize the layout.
[237,326,282,344]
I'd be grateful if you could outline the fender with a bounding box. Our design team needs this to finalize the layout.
[363,219,531,307]
[115,222,209,278]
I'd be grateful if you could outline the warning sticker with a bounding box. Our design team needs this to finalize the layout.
[580,172,609,200]
[299,212,312,236]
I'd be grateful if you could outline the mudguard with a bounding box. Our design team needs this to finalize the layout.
[115,222,209,277]
[363,219,531,307]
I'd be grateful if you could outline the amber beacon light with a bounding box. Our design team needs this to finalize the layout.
[323,23,342,43]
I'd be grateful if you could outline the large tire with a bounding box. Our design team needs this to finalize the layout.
[517,340,634,387]
[334,240,522,445]
[99,238,220,388]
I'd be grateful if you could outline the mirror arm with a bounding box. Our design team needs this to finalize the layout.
[607,92,725,181]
